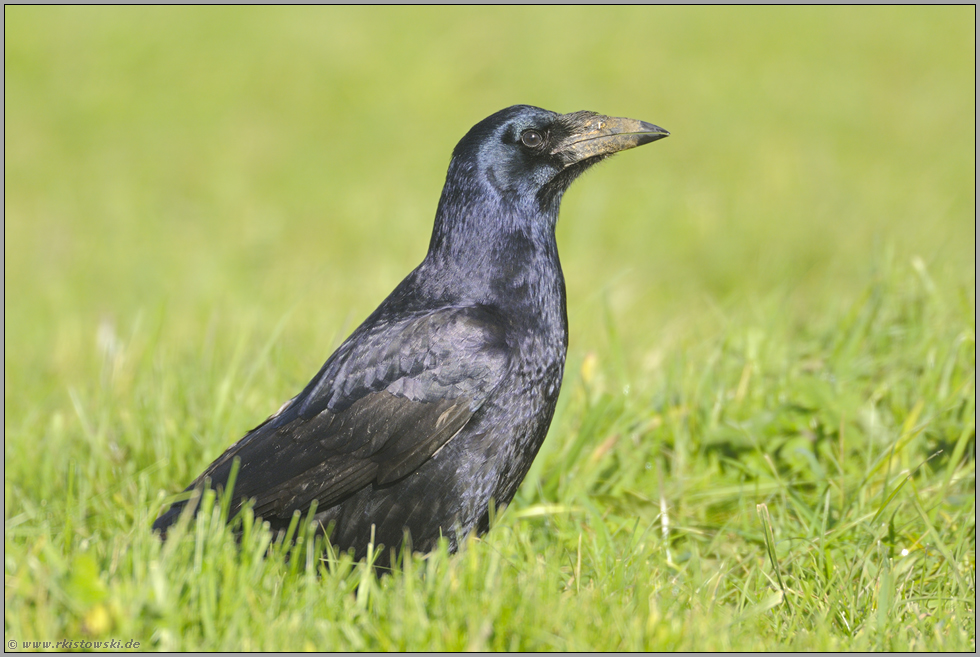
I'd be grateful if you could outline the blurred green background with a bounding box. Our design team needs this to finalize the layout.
[5,5,975,477]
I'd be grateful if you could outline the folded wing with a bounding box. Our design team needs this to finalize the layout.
[153,304,511,529]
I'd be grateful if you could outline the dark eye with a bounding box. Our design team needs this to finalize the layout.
[520,129,545,149]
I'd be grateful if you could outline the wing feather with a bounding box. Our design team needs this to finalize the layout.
[154,304,511,529]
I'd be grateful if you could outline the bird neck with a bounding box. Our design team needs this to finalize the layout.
[419,180,567,321]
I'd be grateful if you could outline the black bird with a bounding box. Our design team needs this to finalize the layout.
[153,105,668,568]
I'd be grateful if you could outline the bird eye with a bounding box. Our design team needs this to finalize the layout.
[520,129,545,149]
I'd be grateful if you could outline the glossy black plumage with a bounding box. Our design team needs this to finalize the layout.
[153,105,668,568]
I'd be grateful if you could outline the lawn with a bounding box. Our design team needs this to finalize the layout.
[5,6,975,651]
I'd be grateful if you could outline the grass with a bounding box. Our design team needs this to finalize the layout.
[5,6,975,651]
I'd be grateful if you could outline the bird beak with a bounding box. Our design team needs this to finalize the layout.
[554,111,669,167]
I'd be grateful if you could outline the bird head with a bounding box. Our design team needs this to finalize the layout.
[425,105,668,276]
[448,105,669,216]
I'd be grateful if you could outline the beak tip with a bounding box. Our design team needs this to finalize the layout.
[636,122,669,146]
[641,121,669,138]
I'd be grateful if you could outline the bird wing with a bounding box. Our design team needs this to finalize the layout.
[183,304,512,520]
